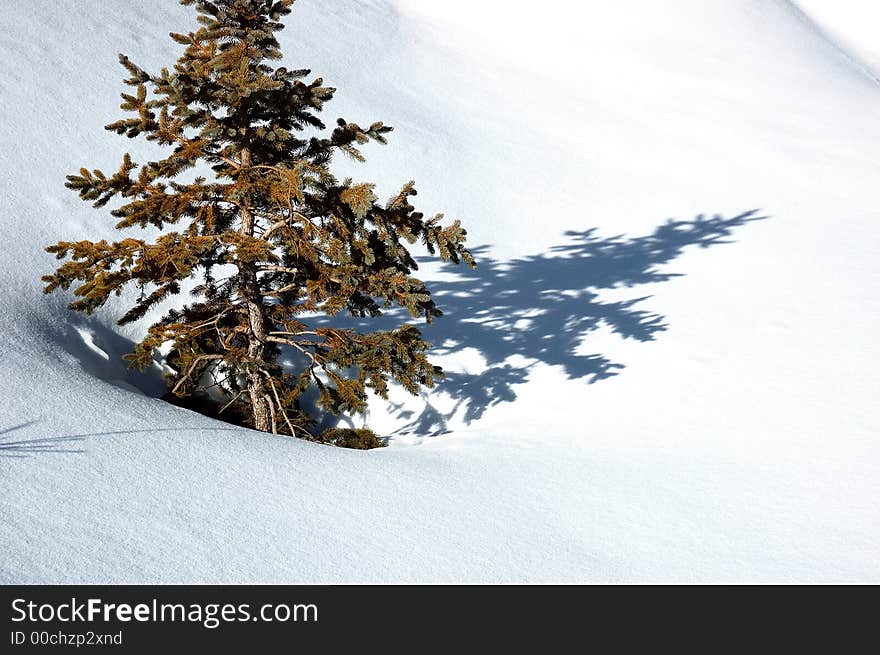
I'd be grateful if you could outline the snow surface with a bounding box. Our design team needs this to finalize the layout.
[794,0,880,79]
[1,0,879,583]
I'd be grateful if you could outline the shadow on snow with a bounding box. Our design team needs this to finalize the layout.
[0,422,243,458]
[348,209,765,435]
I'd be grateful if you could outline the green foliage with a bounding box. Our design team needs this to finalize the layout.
[43,0,474,443]
[316,427,385,450]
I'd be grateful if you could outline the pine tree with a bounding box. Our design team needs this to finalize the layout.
[43,0,474,441]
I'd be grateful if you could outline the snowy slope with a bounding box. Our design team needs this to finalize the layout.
[1,0,879,582]
[794,0,880,78]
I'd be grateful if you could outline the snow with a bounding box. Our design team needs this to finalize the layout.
[794,0,880,78]
[2,0,879,582]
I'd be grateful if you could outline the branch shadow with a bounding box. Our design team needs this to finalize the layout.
[0,421,86,457]
[344,210,765,435]
[0,421,243,459]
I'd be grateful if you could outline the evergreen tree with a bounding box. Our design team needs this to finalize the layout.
[43,0,474,441]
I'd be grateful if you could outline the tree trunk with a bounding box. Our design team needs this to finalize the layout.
[237,147,273,432]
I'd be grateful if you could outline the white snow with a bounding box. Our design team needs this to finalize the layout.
[794,0,880,78]
[1,0,879,582]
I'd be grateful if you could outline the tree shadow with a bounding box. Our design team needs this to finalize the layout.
[52,320,167,398]
[347,210,765,435]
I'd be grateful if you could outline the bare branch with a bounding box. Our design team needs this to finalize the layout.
[170,354,224,395]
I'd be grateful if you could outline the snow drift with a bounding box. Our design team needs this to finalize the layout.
[1,0,879,582]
